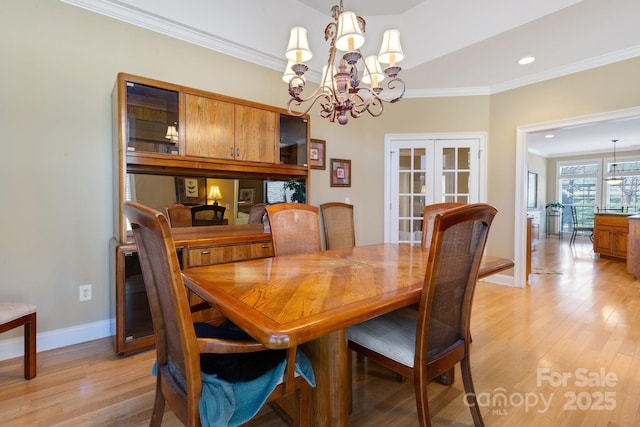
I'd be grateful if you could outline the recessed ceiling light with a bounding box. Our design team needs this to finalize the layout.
[518,56,535,65]
[545,134,554,139]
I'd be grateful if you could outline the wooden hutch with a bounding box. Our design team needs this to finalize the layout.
[110,73,310,354]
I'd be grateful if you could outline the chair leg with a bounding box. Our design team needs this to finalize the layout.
[460,357,484,427]
[435,367,455,385]
[149,378,166,427]
[24,313,36,380]
[413,371,432,427]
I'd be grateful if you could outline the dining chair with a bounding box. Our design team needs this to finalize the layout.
[266,203,322,256]
[0,302,37,379]
[122,201,311,427]
[248,203,267,224]
[166,204,193,227]
[570,205,594,245]
[320,202,355,250]
[191,204,226,226]
[420,202,464,249]
[348,203,497,427]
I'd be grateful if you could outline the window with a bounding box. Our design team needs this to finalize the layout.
[558,161,598,231]
[604,159,640,211]
[556,155,640,233]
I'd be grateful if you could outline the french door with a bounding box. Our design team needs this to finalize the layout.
[384,133,486,244]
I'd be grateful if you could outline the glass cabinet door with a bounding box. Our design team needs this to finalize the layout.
[279,115,308,166]
[126,81,179,154]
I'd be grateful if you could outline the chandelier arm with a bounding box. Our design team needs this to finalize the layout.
[364,78,406,104]
[349,91,384,118]
[357,16,366,34]
[287,90,334,117]
[386,78,406,103]
[325,22,336,42]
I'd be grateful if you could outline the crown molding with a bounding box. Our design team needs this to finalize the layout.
[490,45,640,94]
[59,0,285,71]
[404,86,491,98]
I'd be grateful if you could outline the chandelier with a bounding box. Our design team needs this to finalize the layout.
[283,0,405,125]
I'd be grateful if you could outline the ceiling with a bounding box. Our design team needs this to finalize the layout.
[63,0,640,156]
[527,115,640,158]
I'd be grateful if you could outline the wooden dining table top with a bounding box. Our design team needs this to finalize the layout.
[182,243,513,350]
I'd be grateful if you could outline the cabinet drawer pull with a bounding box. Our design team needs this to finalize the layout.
[230,147,234,157]
[201,250,210,255]
[261,245,270,249]
[236,147,240,157]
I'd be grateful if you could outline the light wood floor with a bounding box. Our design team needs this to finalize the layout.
[2,236,640,426]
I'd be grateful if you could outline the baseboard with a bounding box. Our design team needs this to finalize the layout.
[0,318,115,361]
[480,272,516,287]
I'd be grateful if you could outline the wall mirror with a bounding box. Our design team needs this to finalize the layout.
[127,173,306,226]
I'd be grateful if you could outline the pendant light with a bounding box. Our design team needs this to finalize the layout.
[605,139,622,185]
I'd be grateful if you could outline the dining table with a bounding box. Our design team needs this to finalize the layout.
[182,243,513,427]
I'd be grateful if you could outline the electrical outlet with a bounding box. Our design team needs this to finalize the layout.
[79,284,92,301]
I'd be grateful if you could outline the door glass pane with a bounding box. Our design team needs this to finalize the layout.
[413,149,426,169]
[399,149,412,170]
[399,172,411,193]
[442,148,455,169]
[458,148,470,169]
[443,171,455,193]
[399,219,412,243]
[458,171,470,193]
[413,172,426,193]
[413,195,426,216]
[399,195,411,217]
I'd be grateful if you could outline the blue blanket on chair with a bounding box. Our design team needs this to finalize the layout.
[154,350,315,427]
[199,349,315,427]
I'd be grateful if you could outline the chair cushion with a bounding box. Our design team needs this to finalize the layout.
[0,302,36,324]
[195,321,286,382]
[347,307,417,368]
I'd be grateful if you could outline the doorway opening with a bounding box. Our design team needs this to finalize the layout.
[515,106,640,287]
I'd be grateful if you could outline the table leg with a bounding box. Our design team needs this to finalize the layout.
[301,329,349,427]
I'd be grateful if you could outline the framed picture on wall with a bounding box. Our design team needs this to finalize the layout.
[176,177,206,205]
[527,171,537,209]
[238,188,255,204]
[330,158,351,187]
[309,139,326,170]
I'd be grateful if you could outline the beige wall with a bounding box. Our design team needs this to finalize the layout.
[1,0,639,348]
[527,152,546,214]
